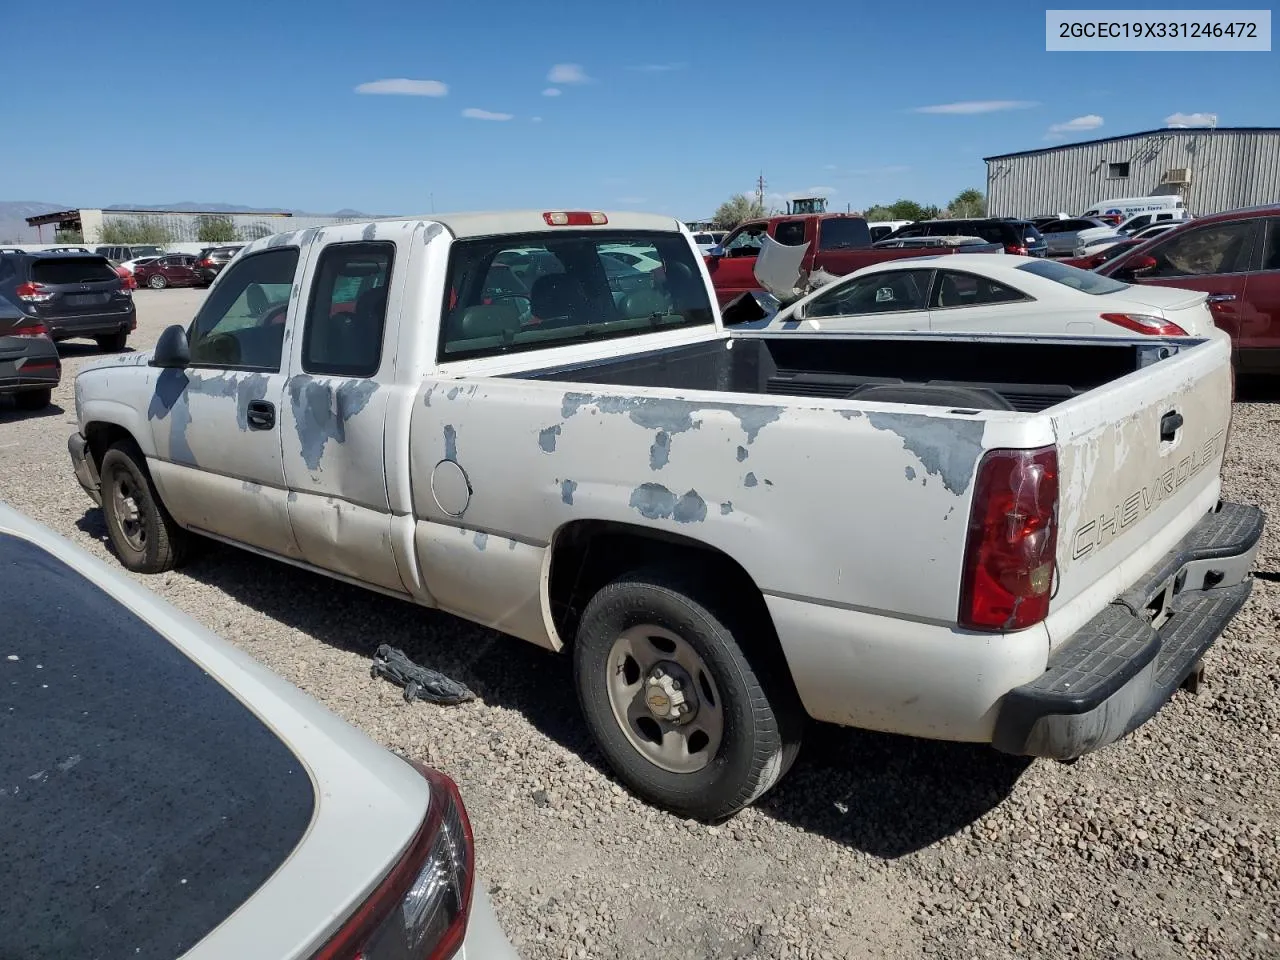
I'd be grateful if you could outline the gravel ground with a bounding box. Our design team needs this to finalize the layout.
[3,288,1278,959]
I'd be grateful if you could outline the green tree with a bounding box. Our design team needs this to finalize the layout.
[197,215,239,243]
[713,193,766,229]
[55,229,84,243]
[98,216,172,245]
[946,188,986,219]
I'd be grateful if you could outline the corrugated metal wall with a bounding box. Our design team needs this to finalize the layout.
[986,130,1280,218]
[90,210,365,243]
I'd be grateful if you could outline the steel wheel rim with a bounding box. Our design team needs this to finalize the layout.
[606,624,724,774]
[110,472,146,552]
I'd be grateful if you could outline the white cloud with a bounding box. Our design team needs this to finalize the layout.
[1047,114,1104,134]
[913,100,1038,115]
[542,87,562,97]
[1165,111,1217,128]
[462,108,514,121]
[355,78,448,97]
[628,63,684,72]
[530,116,543,123]
[547,63,590,84]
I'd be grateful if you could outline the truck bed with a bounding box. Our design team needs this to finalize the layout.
[519,333,1186,413]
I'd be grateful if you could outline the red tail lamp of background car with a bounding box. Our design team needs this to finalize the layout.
[311,762,474,960]
[959,446,1060,631]
[1100,313,1188,336]
[14,282,53,303]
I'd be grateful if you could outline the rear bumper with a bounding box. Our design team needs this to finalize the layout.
[44,309,135,340]
[68,431,103,506]
[993,500,1264,760]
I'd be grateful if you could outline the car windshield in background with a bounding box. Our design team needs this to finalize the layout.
[0,532,314,960]
[440,230,715,361]
[30,257,118,284]
[1016,258,1130,294]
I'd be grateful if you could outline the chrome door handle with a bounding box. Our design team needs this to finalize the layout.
[1206,293,1237,303]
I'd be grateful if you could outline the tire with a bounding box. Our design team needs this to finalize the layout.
[147,273,168,289]
[573,567,803,821]
[14,388,52,411]
[96,330,128,352]
[99,440,190,573]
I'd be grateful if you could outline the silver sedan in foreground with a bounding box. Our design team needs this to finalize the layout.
[0,501,519,960]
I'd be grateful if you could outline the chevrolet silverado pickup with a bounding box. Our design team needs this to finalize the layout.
[705,214,1003,306]
[68,210,1263,821]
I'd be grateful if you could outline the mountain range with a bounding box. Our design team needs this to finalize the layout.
[0,201,375,242]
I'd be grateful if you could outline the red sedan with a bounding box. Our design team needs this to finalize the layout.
[134,254,200,289]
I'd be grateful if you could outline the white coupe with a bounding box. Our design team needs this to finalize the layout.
[767,254,1216,338]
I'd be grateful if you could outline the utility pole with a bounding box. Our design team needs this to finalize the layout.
[755,172,766,212]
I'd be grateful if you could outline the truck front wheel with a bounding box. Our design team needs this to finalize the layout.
[573,567,803,821]
[99,440,191,573]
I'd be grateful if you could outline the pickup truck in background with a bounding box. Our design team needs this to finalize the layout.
[68,210,1263,821]
[704,214,1001,306]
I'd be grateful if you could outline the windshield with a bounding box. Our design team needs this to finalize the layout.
[1016,258,1130,294]
[440,230,715,361]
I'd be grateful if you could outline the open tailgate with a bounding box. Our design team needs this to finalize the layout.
[1048,335,1234,647]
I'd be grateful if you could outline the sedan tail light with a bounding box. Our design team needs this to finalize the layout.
[1100,313,1187,336]
[310,762,474,960]
[10,321,49,337]
[1004,244,1028,256]
[15,282,53,303]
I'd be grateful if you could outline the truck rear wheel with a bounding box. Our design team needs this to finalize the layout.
[100,440,190,573]
[573,567,803,821]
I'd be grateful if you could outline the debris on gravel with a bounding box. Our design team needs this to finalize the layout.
[1,292,1276,959]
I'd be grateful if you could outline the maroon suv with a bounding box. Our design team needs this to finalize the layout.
[1098,204,1280,374]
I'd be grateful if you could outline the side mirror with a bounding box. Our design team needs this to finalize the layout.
[708,245,726,258]
[1128,254,1157,274]
[150,324,190,368]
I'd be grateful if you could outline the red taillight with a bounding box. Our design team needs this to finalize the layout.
[15,282,52,303]
[10,321,49,337]
[542,211,608,226]
[199,258,215,267]
[311,762,474,960]
[959,446,1059,631]
[1100,312,1187,336]
[1005,244,1028,256]
[22,359,58,370]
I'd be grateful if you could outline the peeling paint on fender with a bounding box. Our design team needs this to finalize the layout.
[628,483,706,523]
[719,501,733,515]
[444,424,458,461]
[736,445,748,462]
[649,431,671,470]
[474,531,488,550]
[867,412,985,497]
[560,479,578,505]
[744,472,758,488]
[362,223,378,241]
[538,424,561,453]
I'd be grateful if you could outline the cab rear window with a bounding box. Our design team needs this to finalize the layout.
[31,257,118,284]
[439,230,715,362]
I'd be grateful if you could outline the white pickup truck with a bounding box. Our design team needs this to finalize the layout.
[68,210,1264,821]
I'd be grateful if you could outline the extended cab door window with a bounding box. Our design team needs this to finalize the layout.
[723,224,768,257]
[302,242,394,377]
[188,248,299,370]
[772,220,807,246]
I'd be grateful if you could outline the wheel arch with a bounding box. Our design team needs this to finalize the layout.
[544,518,786,667]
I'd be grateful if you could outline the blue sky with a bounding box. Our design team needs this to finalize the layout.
[10,0,1276,218]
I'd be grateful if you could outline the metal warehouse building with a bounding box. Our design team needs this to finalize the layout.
[985,126,1280,219]
[24,208,365,244]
